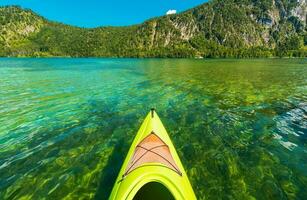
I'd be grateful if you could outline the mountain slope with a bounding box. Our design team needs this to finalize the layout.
[0,0,306,58]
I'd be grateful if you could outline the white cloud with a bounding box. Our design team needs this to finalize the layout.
[166,10,177,15]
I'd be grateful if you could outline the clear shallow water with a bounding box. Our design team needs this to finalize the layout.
[0,58,306,200]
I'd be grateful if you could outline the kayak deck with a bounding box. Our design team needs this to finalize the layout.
[109,109,196,200]
[124,131,181,177]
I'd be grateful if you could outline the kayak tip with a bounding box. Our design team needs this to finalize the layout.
[150,108,155,118]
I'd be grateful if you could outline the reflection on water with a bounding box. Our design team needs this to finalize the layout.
[0,58,306,199]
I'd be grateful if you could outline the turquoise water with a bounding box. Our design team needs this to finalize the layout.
[0,58,306,199]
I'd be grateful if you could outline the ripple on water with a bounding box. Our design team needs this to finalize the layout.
[274,102,307,151]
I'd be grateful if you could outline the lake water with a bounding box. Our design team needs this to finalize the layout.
[0,58,306,200]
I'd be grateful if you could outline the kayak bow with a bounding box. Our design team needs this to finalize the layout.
[109,109,196,200]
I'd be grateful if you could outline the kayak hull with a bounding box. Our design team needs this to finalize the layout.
[109,110,196,200]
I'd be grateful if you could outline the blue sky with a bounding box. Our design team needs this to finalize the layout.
[0,0,208,28]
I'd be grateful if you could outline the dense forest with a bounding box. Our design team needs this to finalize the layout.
[0,0,306,58]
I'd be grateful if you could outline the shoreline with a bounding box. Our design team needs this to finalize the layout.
[0,56,306,59]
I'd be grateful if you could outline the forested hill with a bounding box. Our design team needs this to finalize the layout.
[0,0,306,58]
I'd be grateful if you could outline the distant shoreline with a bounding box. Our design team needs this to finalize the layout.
[0,56,306,59]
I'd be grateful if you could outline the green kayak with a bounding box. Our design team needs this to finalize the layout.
[109,109,196,200]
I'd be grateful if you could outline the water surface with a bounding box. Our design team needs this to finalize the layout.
[0,58,306,199]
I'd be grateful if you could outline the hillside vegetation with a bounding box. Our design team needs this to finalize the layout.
[0,0,306,58]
